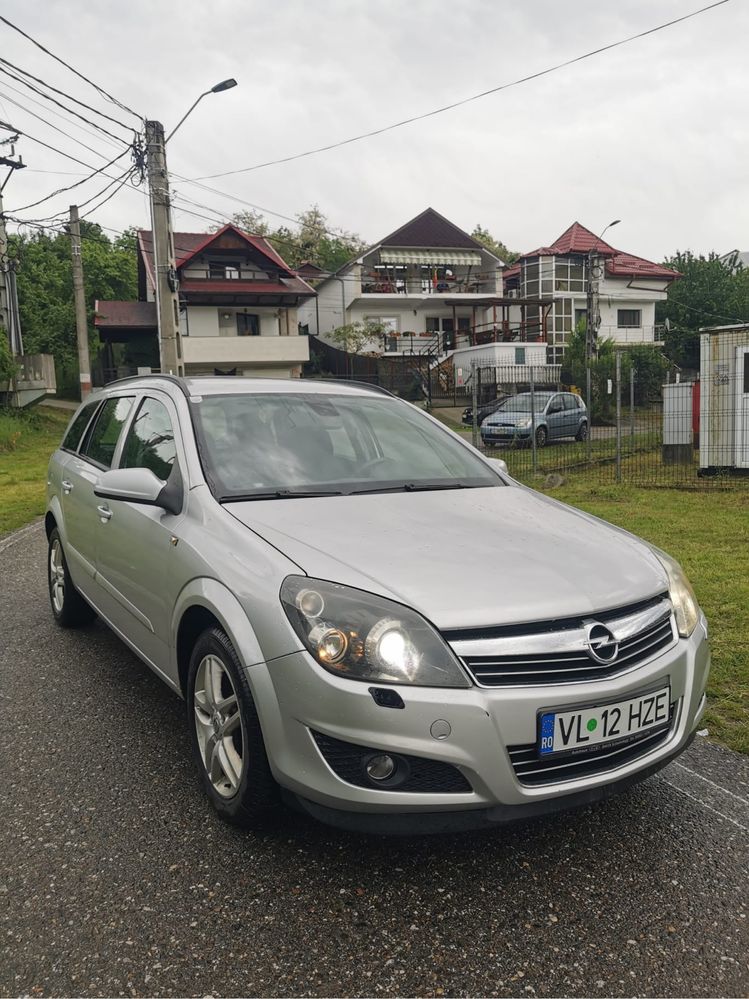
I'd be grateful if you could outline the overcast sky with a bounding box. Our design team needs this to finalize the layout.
[1,0,745,262]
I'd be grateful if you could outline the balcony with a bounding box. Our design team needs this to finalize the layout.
[182,335,309,368]
[599,325,665,346]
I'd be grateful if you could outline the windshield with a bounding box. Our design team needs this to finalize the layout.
[191,391,501,499]
[495,394,553,414]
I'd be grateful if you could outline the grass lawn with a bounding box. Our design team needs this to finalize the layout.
[0,407,70,537]
[1,405,747,754]
[546,476,749,755]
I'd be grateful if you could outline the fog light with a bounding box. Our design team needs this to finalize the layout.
[365,754,395,781]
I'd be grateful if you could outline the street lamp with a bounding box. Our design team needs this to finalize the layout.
[585,219,621,462]
[166,78,238,143]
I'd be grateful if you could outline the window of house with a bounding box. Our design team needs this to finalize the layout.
[515,347,526,365]
[554,257,586,293]
[237,314,260,336]
[80,397,134,469]
[209,260,242,279]
[120,397,177,482]
[553,299,573,344]
[617,309,642,328]
[575,308,587,330]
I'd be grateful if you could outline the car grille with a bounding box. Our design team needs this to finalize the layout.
[447,595,676,688]
[507,701,678,786]
[311,730,472,794]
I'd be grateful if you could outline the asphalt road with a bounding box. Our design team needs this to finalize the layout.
[1,524,748,998]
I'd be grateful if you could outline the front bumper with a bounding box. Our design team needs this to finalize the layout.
[481,428,531,445]
[245,616,709,832]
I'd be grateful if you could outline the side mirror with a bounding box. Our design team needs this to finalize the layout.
[94,467,183,515]
[486,457,509,476]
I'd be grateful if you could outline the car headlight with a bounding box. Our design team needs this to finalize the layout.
[653,548,700,638]
[517,419,532,429]
[280,576,470,687]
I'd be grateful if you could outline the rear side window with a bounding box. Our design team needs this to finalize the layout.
[61,400,101,453]
[563,394,579,410]
[120,397,177,481]
[80,397,133,468]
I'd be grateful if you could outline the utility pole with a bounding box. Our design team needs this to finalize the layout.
[68,205,91,399]
[145,120,182,376]
[0,124,26,354]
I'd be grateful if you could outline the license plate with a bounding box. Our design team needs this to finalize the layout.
[538,685,671,756]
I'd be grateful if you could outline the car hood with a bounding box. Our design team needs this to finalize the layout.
[226,485,668,631]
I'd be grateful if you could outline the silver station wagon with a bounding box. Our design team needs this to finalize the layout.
[46,376,710,833]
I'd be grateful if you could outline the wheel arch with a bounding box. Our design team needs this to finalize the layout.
[45,496,64,540]
[172,579,266,698]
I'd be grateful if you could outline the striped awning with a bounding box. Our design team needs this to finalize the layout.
[380,248,483,266]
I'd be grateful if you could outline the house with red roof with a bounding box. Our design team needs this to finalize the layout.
[501,222,680,364]
[94,224,316,382]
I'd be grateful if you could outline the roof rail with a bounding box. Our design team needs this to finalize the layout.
[101,373,191,398]
[305,377,397,398]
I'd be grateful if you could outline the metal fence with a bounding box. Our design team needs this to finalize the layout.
[464,333,749,488]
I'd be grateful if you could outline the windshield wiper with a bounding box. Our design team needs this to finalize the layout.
[348,481,479,496]
[219,488,346,502]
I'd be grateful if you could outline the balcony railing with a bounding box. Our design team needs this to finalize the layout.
[361,278,498,296]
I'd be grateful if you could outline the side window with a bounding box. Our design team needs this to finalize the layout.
[563,394,578,410]
[120,397,177,481]
[80,397,134,469]
[548,395,564,414]
[61,400,101,453]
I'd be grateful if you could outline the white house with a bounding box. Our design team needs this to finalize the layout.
[501,222,681,365]
[95,225,316,382]
[299,208,552,357]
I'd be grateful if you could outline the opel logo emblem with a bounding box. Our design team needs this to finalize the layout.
[585,622,619,664]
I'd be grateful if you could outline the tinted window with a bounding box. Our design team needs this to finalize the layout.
[120,397,177,481]
[81,397,133,468]
[61,400,100,453]
[191,392,500,498]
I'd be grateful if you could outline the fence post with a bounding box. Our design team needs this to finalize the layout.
[586,364,592,466]
[630,363,635,454]
[471,360,479,449]
[615,351,622,483]
[530,365,538,474]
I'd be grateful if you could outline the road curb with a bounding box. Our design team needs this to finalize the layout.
[0,519,43,554]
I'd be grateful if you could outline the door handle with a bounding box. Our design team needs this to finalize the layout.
[62,480,73,494]
[97,504,113,521]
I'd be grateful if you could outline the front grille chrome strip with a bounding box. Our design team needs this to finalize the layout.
[447,596,677,688]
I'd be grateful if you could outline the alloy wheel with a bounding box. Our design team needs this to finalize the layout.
[49,538,66,614]
[193,654,244,798]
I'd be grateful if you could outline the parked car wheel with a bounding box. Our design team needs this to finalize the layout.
[187,626,278,827]
[576,421,589,442]
[535,426,548,448]
[47,528,96,628]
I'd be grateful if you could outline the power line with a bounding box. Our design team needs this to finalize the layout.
[0,58,132,142]
[0,76,125,151]
[0,86,131,182]
[191,0,732,181]
[9,147,131,213]
[0,13,142,122]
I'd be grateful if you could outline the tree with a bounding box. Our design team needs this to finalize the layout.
[229,204,367,273]
[657,251,749,369]
[8,222,138,396]
[328,320,389,356]
[471,225,519,264]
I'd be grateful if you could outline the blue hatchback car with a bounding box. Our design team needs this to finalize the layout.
[481,391,588,447]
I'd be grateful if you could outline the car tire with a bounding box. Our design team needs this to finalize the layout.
[535,425,548,448]
[187,626,278,827]
[47,527,96,628]
[576,421,589,442]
